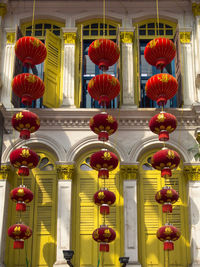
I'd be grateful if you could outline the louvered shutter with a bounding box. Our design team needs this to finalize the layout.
[133,25,141,106]
[43,30,62,108]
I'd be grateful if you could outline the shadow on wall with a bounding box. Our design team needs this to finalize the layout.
[43,242,57,266]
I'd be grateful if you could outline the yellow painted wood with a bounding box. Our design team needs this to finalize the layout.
[133,24,140,106]
[138,150,190,267]
[72,152,123,267]
[43,30,62,108]
[5,151,57,267]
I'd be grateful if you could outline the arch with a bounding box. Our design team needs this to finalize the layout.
[67,135,127,162]
[74,13,122,26]
[129,135,190,163]
[2,134,66,163]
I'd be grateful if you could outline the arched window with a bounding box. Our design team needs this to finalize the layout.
[75,19,121,108]
[133,19,181,108]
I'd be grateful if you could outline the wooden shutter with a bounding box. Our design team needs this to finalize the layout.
[11,26,23,107]
[43,30,62,108]
[174,28,183,107]
[133,24,141,106]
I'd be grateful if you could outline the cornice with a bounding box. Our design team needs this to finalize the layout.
[1,105,200,131]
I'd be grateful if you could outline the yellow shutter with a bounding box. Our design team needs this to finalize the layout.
[43,30,62,108]
[133,24,140,106]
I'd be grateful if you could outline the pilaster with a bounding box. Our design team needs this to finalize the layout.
[120,28,136,109]
[179,30,195,106]
[0,4,7,94]
[61,28,77,108]
[53,164,74,266]
[0,165,11,267]
[1,29,16,108]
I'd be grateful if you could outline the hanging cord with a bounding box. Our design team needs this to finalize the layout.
[156,0,160,36]
[103,0,106,38]
[31,0,36,36]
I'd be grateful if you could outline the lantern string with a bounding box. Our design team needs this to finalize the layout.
[103,0,106,38]
[31,0,36,37]
[156,0,160,36]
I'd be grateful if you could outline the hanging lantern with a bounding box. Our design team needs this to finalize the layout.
[155,186,179,213]
[92,225,116,252]
[88,39,120,71]
[8,223,32,249]
[12,111,40,140]
[10,147,39,176]
[94,188,116,215]
[151,148,180,178]
[89,112,118,141]
[90,149,119,179]
[149,112,177,141]
[10,185,34,212]
[15,36,47,68]
[145,74,178,106]
[12,73,45,106]
[88,74,120,106]
[157,223,181,251]
[144,38,176,71]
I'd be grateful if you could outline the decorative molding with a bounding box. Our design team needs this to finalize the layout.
[180,32,191,44]
[0,165,11,179]
[6,32,16,44]
[63,33,76,44]
[56,164,74,180]
[184,165,200,181]
[0,4,7,18]
[120,165,139,179]
[120,32,134,43]
[192,3,200,17]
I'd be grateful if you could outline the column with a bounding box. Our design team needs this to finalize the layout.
[184,165,200,267]
[0,4,7,92]
[0,165,11,267]
[121,164,141,267]
[61,28,77,108]
[120,29,136,108]
[53,164,74,267]
[1,29,16,108]
[179,31,195,106]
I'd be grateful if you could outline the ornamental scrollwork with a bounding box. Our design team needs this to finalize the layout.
[120,165,138,180]
[56,165,74,180]
[184,165,200,181]
[63,33,76,44]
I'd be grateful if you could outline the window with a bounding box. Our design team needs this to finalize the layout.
[76,20,120,108]
[134,19,181,108]
[12,20,64,108]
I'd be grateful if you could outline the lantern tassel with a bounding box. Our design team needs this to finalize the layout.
[98,169,109,179]
[16,202,26,212]
[20,129,30,140]
[100,243,109,252]
[14,240,24,249]
[18,167,29,177]
[164,241,174,251]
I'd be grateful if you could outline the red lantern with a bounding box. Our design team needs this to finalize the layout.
[92,225,116,252]
[8,223,32,249]
[12,73,45,106]
[144,38,176,71]
[88,74,120,106]
[12,111,40,140]
[145,74,178,106]
[94,188,116,215]
[151,148,180,178]
[90,112,118,141]
[88,39,120,71]
[15,36,47,68]
[10,185,33,212]
[149,112,177,141]
[90,149,119,179]
[10,147,39,176]
[157,224,181,251]
[155,186,179,213]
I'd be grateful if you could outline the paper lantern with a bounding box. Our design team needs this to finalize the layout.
[149,112,177,141]
[94,188,116,215]
[88,39,120,71]
[151,148,180,178]
[89,112,118,141]
[10,147,39,176]
[145,74,178,106]
[157,224,181,251]
[10,185,33,212]
[15,36,47,68]
[90,149,119,179]
[12,73,45,106]
[8,223,32,249]
[155,186,179,213]
[92,225,116,252]
[88,74,120,106]
[144,38,176,71]
[12,111,40,140]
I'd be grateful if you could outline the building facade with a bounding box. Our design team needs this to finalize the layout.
[0,0,200,266]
